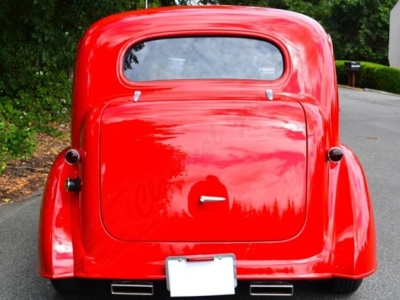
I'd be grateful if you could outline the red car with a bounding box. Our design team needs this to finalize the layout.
[38,5,377,297]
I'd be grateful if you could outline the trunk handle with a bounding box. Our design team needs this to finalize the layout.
[200,196,226,203]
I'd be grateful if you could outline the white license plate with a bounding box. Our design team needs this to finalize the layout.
[166,254,236,297]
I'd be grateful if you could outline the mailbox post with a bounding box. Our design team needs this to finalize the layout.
[344,61,361,87]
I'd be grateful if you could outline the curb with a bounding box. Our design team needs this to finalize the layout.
[1,188,43,206]
[363,88,400,97]
[339,85,400,97]
[338,84,363,91]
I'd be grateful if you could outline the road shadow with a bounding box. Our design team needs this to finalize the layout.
[47,279,356,300]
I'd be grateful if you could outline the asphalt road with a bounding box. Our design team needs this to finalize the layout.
[1,87,399,300]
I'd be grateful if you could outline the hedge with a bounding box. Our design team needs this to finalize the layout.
[335,60,400,94]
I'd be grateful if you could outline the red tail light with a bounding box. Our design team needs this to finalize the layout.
[65,149,81,165]
[327,147,343,163]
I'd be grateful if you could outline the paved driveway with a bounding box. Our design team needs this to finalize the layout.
[1,87,400,299]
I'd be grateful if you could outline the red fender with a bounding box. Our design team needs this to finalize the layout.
[37,148,77,279]
[331,145,377,278]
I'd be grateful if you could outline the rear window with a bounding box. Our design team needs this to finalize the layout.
[123,37,284,81]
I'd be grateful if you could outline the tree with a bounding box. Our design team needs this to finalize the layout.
[327,0,397,65]
[286,0,331,25]
[0,0,137,169]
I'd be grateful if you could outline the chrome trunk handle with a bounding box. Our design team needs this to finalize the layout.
[200,196,226,203]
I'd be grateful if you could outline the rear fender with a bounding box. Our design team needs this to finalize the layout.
[37,148,78,278]
[331,145,377,278]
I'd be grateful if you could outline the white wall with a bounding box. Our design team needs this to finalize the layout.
[389,1,400,69]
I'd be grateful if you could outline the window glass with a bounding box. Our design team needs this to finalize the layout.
[123,37,284,81]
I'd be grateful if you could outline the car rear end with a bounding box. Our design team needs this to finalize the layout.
[38,6,376,297]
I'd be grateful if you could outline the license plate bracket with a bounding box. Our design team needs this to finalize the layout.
[166,254,236,297]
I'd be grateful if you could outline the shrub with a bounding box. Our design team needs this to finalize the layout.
[335,60,400,94]
[0,70,71,172]
[0,99,36,171]
[335,61,348,85]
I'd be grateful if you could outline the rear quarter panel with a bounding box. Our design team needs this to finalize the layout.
[331,145,377,278]
[38,149,77,278]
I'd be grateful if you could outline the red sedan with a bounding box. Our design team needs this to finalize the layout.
[38,5,377,297]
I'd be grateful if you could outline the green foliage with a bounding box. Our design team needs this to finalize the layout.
[286,0,331,25]
[0,99,36,171]
[244,0,395,66]
[374,67,400,95]
[215,0,331,21]
[327,0,397,65]
[0,70,72,170]
[336,60,400,94]
[0,123,35,163]
[335,61,348,85]
[0,0,135,171]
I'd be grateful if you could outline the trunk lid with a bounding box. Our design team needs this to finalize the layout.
[99,100,307,242]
